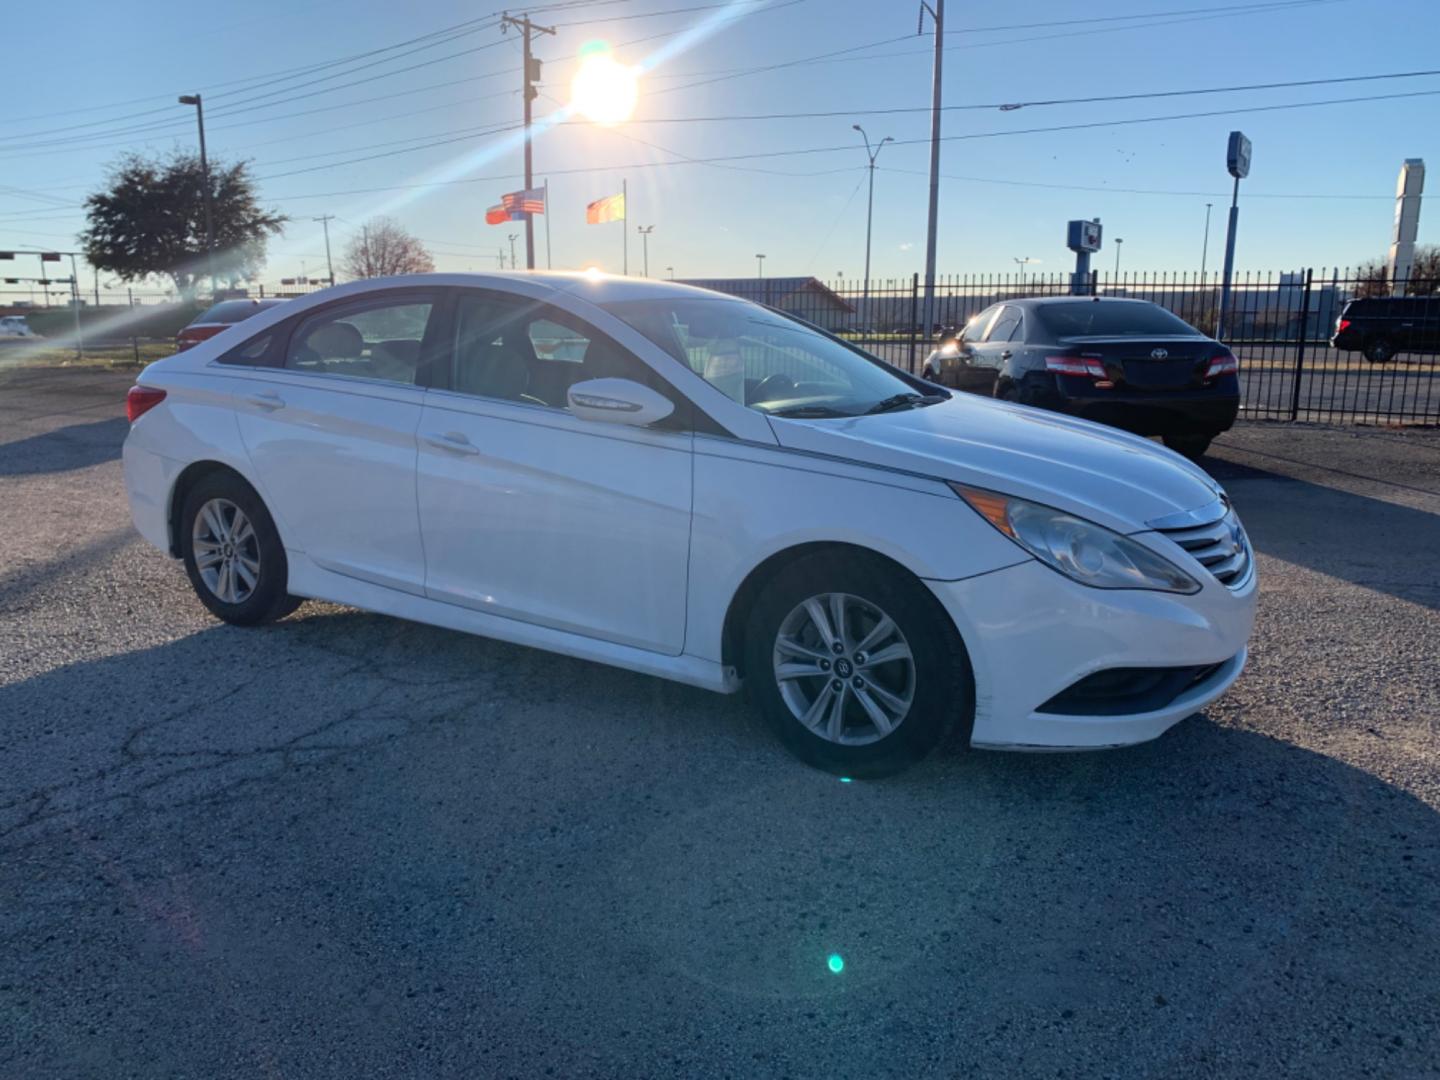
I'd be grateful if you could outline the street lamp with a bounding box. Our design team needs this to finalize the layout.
[1013,256,1034,285]
[756,253,766,279]
[1114,238,1124,276]
[636,225,654,277]
[507,234,519,270]
[178,94,216,298]
[853,124,893,332]
[665,265,674,279]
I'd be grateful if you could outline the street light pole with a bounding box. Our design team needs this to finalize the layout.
[665,265,674,280]
[1114,238,1124,276]
[756,253,766,279]
[178,94,216,298]
[507,234,519,270]
[853,124,893,333]
[918,0,945,341]
[636,225,654,277]
[1013,256,1033,285]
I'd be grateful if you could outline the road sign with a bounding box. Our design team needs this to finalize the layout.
[1227,131,1252,179]
[1067,218,1102,253]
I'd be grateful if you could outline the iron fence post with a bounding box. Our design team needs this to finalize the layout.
[132,336,140,366]
[1288,268,1313,421]
[907,273,919,373]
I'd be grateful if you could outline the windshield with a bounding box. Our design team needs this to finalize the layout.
[1036,301,1200,338]
[196,300,274,324]
[601,296,927,417]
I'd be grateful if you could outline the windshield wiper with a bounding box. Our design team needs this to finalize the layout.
[767,404,850,418]
[863,392,945,415]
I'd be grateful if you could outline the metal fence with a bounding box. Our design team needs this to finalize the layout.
[722,270,1440,427]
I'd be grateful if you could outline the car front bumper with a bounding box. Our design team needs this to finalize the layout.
[926,553,1256,750]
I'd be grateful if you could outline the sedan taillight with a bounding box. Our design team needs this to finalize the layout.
[1045,354,1106,378]
[126,385,166,422]
[1336,318,1351,334]
[1204,351,1239,378]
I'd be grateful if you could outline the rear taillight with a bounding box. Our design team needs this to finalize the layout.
[126,385,166,422]
[1204,351,1238,379]
[1336,318,1351,334]
[1045,354,1107,378]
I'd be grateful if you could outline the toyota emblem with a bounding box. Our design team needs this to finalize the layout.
[1150,348,1169,359]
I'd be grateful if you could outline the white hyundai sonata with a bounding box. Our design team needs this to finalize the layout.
[122,273,1255,775]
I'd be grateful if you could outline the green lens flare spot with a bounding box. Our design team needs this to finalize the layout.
[827,954,844,974]
[838,777,853,783]
[579,40,610,58]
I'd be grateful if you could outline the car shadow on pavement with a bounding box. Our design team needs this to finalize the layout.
[2,604,1438,1077]
[0,415,128,476]
[1206,456,1440,611]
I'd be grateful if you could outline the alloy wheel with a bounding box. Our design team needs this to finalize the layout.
[772,592,916,746]
[191,497,261,605]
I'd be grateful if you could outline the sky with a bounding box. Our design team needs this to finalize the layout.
[2,0,1438,296]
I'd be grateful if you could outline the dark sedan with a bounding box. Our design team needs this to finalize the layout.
[923,297,1238,460]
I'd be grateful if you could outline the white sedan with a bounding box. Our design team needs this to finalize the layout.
[122,273,1256,775]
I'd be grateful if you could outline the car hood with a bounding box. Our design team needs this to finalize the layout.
[768,393,1222,533]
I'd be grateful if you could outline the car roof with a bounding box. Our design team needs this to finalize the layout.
[1007,296,1161,309]
[289,271,763,305]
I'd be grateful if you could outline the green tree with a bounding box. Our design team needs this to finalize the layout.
[79,151,286,295]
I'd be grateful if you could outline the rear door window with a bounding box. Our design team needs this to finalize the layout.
[285,295,435,386]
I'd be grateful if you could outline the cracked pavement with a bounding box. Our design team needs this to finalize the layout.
[2,365,1438,1079]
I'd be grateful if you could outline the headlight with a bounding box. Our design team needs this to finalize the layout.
[951,484,1200,594]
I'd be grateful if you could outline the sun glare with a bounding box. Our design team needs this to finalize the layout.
[570,44,639,126]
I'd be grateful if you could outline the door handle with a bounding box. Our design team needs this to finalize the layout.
[999,350,1013,361]
[422,431,481,456]
[242,391,284,410]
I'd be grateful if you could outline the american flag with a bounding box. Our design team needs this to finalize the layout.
[501,187,546,215]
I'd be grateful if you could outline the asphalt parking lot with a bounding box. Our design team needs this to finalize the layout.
[2,365,1438,1080]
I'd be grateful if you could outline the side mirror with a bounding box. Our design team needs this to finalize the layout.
[567,377,675,427]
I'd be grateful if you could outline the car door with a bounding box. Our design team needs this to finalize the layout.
[971,305,1023,395]
[229,289,440,595]
[949,305,1002,393]
[416,287,694,655]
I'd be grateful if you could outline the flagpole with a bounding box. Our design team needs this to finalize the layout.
[544,178,552,270]
[622,178,629,275]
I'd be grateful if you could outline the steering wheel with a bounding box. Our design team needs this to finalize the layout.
[751,373,796,404]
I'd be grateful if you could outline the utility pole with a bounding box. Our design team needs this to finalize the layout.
[178,94,216,298]
[918,0,945,341]
[362,224,371,277]
[67,253,83,359]
[1201,203,1213,279]
[544,178,552,270]
[853,124,893,332]
[636,225,653,277]
[313,214,336,284]
[501,13,555,271]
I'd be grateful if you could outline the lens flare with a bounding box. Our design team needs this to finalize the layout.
[570,45,639,125]
[827,954,845,974]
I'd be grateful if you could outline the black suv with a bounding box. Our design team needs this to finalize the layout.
[1330,296,1440,363]
[922,297,1238,460]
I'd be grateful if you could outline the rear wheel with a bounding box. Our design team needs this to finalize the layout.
[742,552,973,777]
[1363,338,1396,364]
[1162,433,1214,461]
[180,472,302,626]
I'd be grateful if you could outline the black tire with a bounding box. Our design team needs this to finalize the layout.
[994,380,1019,402]
[1363,338,1395,364]
[741,551,974,777]
[180,471,302,626]
[1162,433,1214,461]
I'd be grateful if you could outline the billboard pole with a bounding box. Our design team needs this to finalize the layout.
[1215,131,1251,342]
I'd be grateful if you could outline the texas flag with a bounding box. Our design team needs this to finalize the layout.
[585,192,625,224]
[486,187,545,225]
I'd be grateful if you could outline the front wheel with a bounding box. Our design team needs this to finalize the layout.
[181,472,302,626]
[1162,433,1214,461]
[742,552,973,777]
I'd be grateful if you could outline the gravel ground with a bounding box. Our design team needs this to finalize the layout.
[2,366,1437,1080]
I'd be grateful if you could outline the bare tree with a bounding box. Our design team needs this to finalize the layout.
[1352,244,1440,298]
[341,218,435,279]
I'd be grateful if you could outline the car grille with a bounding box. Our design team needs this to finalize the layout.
[1156,505,1251,588]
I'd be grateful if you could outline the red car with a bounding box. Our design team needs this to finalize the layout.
[175,299,286,352]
